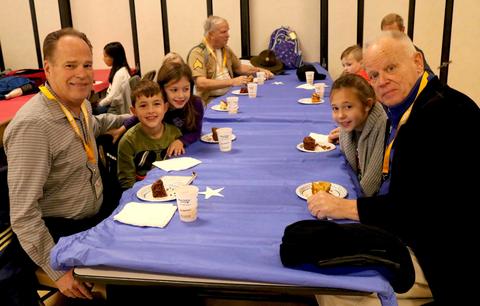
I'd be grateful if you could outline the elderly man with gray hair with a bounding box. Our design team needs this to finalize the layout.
[187,15,272,104]
[311,30,479,305]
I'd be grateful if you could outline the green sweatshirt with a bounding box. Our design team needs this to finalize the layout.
[117,122,181,189]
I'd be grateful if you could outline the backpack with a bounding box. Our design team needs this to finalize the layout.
[0,76,33,95]
[268,26,303,70]
[5,69,46,87]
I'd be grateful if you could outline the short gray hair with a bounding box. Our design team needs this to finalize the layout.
[364,30,416,57]
[204,15,227,36]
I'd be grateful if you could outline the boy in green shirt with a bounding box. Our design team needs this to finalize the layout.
[117,80,181,189]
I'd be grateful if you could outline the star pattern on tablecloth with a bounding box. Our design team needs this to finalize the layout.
[199,187,224,199]
[272,81,284,85]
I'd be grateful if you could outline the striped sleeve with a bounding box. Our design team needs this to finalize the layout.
[4,116,65,280]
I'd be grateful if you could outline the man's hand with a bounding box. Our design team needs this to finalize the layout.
[307,192,359,221]
[55,269,93,299]
[231,75,248,87]
[262,69,274,79]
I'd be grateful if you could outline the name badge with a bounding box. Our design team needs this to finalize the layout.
[88,162,103,200]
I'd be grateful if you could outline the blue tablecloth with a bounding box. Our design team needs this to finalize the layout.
[50,66,396,305]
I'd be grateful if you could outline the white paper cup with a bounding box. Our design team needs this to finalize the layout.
[226,96,239,114]
[247,82,257,98]
[314,83,326,98]
[216,127,233,152]
[176,185,199,222]
[256,71,265,85]
[305,71,314,85]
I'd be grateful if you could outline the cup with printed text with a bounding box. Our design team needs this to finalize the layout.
[176,185,199,222]
[247,82,257,98]
[256,71,265,85]
[226,96,239,114]
[216,127,233,152]
[314,83,326,98]
[305,71,314,85]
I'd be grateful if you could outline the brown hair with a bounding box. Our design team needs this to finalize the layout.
[381,13,405,31]
[43,28,92,61]
[156,62,198,131]
[331,74,376,108]
[340,45,363,62]
[131,80,163,106]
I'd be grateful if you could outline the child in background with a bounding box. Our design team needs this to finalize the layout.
[340,45,370,82]
[117,80,181,189]
[121,61,204,157]
[96,42,132,114]
[162,52,184,65]
[329,74,387,196]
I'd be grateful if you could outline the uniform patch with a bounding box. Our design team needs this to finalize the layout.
[193,59,203,70]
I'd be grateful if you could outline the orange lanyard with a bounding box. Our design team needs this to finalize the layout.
[39,86,96,163]
[382,72,429,175]
[204,38,227,69]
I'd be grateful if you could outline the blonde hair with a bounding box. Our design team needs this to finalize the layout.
[341,45,363,62]
[162,52,184,65]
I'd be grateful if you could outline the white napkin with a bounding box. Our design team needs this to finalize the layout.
[296,84,315,90]
[309,132,329,144]
[114,202,177,228]
[153,157,202,172]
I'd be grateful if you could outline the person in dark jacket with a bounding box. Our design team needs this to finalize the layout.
[308,31,479,305]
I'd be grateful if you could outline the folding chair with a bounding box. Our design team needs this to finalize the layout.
[96,134,123,218]
[141,70,156,81]
[129,75,141,90]
[0,147,58,305]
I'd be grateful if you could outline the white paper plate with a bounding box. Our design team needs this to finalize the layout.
[232,89,248,95]
[136,184,176,202]
[211,104,228,112]
[296,142,335,153]
[296,182,348,199]
[201,133,237,143]
[297,98,324,104]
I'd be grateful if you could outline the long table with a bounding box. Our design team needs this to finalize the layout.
[50,66,397,305]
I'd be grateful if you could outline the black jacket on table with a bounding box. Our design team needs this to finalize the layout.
[357,76,480,304]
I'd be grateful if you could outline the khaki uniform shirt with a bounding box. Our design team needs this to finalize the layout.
[187,42,241,103]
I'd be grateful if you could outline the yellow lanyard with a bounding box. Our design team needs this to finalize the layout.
[39,86,96,163]
[204,38,227,69]
[382,72,429,175]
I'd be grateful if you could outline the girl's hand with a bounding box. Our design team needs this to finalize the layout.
[107,126,127,143]
[167,139,185,157]
[328,127,340,144]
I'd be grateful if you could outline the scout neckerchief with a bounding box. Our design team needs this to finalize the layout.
[382,71,429,176]
[203,37,227,69]
[39,85,96,163]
